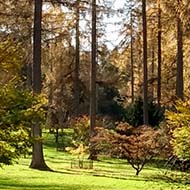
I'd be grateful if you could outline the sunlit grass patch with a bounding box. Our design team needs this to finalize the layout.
[0,132,190,190]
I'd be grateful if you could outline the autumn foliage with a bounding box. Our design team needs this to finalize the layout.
[0,82,47,166]
[93,123,163,175]
[166,100,190,161]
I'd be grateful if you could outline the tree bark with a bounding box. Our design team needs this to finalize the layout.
[26,0,33,89]
[142,0,149,124]
[30,0,50,171]
[89,0,97,160]
[151,43,155,98]
[130,12,134,103]
[176,10,183,99]
[74,0,80,116]
[157,0,162,106]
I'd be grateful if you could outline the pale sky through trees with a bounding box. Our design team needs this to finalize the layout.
[42,0,130,49]
[57,0,127,50]
[105,0,126,49]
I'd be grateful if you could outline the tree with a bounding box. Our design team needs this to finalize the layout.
[93,123,161,175]
[0,39,33,166]
[30,0,50,170]
[124,97,164,128]
[0,0,33,87]
[74,0,80,116]
[159,0,189,102]
[0,83,40,166]
[142,0,149,124]
[69,115,90,147]
[166,100,190,160]
[157,0,162,105]
[176,0,184,99]
[89,0,97,160]
[130,11,134,103]
[98,85,126,121]
[42,3,76,130]
[0,38,47,166]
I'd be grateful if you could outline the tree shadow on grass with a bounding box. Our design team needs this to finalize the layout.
[18,155,190,188]
[53,165,190,187]
[0,177,100,190]
[51,169,82,175]
[148,172,190,186]
[54,167,150,182]
[0,183,95,190]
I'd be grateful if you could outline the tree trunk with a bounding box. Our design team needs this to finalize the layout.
[48,44,53,106]
[30,0,50,171]
[136,169,140,176]
[89,0,97,160]
[130,11,134,103]
[176,10,183,99]
[142,0,149,124]
[26,0,33,89]
[30,124,50,170]
[74,0,80,116]
[151,43,155,98]
[157,0,162,106]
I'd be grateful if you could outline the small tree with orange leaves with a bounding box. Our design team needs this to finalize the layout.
[93,123,162,175]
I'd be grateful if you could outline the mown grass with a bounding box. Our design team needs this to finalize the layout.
[0,132,190,190]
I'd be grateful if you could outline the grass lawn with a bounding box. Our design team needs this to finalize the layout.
[0,133,190,190]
